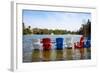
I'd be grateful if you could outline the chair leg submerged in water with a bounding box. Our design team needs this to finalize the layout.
[42,49,51,61]
[56,50,63,60]
[65,48,73,60]
[32,49,41,62]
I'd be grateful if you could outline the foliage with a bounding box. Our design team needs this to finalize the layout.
[23,19,91,36]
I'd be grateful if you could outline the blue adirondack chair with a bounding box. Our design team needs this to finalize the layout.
[55,38,64,50]
[84,36,91,48]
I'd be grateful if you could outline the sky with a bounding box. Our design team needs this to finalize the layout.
[22,10,91,31]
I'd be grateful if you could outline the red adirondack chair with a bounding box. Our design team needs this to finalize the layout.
[41,38,51,50]
[74,36,84,49]
[74,36,84,59]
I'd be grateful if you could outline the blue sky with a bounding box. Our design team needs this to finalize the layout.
[22,10,91,31]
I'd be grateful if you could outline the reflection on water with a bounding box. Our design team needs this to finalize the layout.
[23,35,91,62]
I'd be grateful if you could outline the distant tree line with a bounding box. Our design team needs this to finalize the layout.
[23,19,91,36]
[76,19,91,37]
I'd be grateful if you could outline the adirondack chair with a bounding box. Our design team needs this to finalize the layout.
[74,36,84,59]
[83,36,91,59]
[84,36,91,48]
[74,36,84,49]
[65,37,72,49]
[64,37,73,60]
[55,37,64,60]
[41,38,51,50]
[55,38,64,50]
[41,38,52,61]
[32,39,41,62]
[32,39,41,49]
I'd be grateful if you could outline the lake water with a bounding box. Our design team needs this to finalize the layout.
[23,35,91,62]
[23,35,90,62]
[23,35,82,53]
